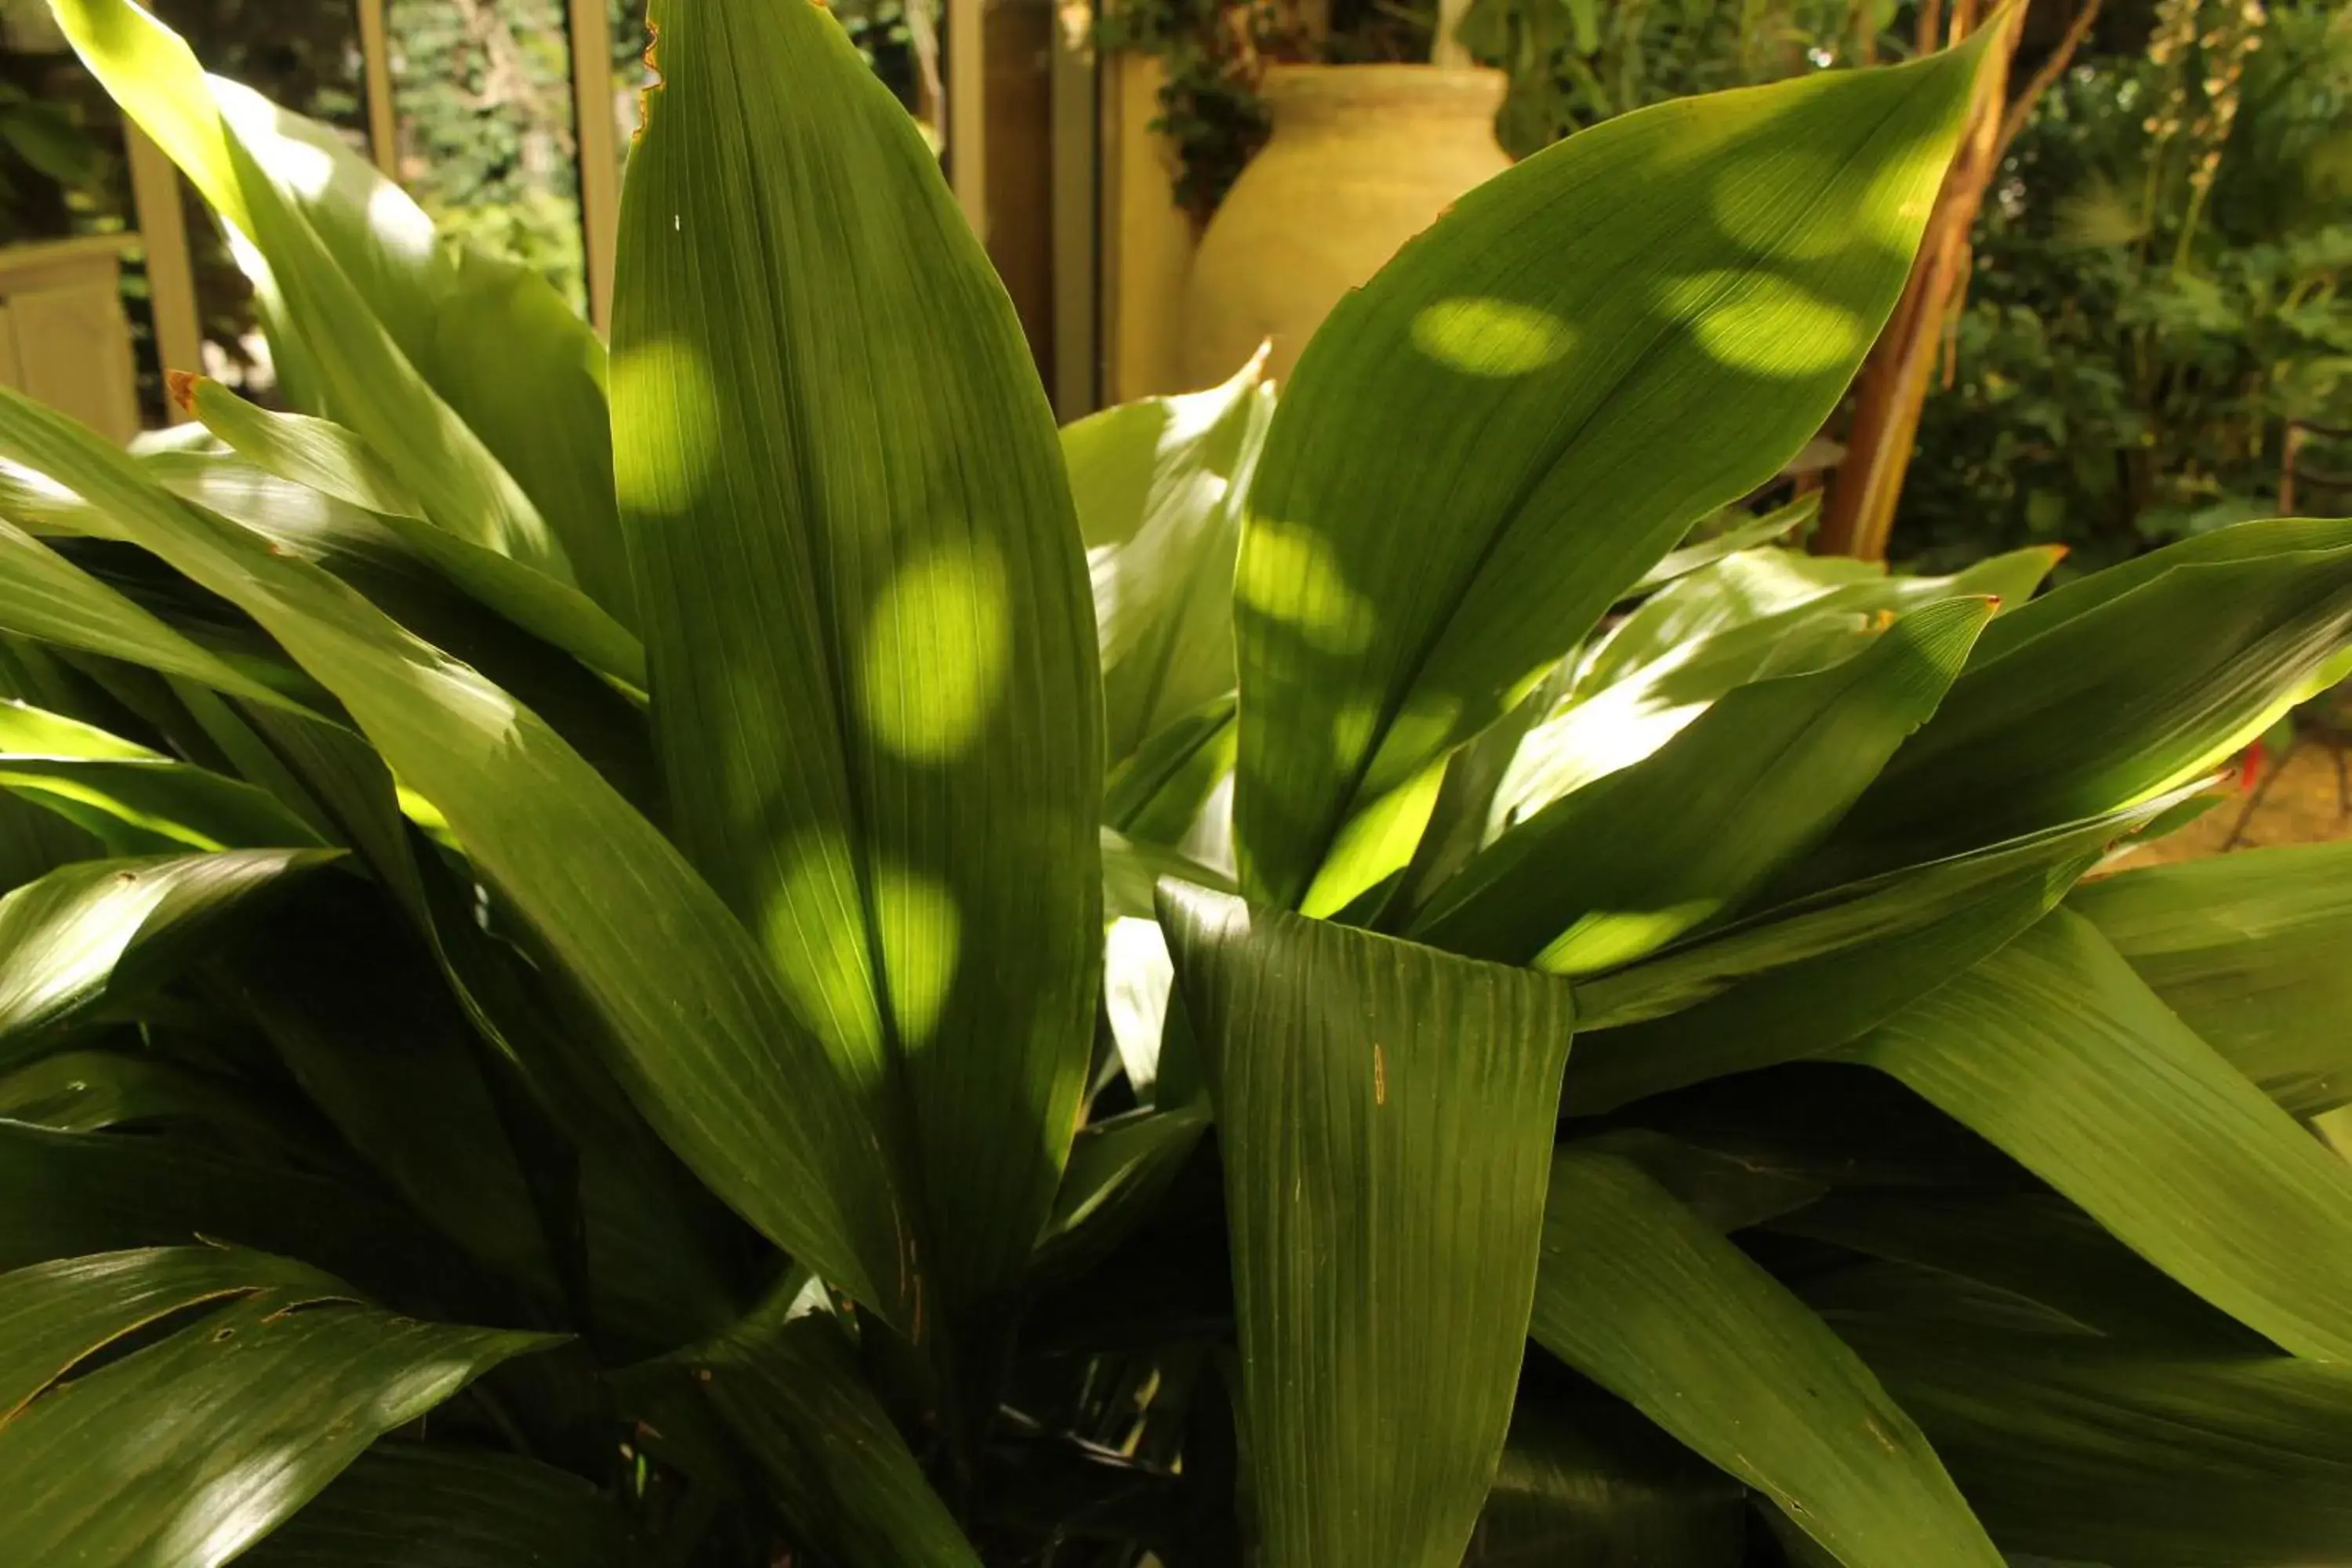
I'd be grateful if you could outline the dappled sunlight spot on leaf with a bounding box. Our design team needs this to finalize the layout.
[873,863,960,1049]
[1536,899,1718,975]
[1237,521,1377,657]
[1409,298,1577,377]
[608,338,720,517]
[858,538,1013,762]
[1660,270,1867,377]
[151,1436,334,1568]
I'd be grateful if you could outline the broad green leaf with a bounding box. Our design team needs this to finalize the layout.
[1231,41,1994,915]
[0,699,327,852]
[1561,789,2202,1110]
[612,0,1100,1346]
[0,850,333,1062]
[244,1445,630,1568]
[1102,825,1234,920]
[0,514,302,715]
[2071,840,2352,1116]
[1494,547,2060,831]
[679,1294,984,1568]
[1069,354,1274,760]
[1414,597,1991,972]
[1160,882,1574,1568]
[1573,786,2209,1032]
[1823,523,2352,877]
[1837,1321,2352,1566]
[426,245,635,629]
[1530,1147,1999,1566]
[1841,909,2352,1360]
[0,1248,556,1567]
[181,376,644,687]
[54,0,569,583]
[0,1245,344,1420]
[1102,913,1174,1098]
[1465,1401,1748,1567]
[0,378,915,1327]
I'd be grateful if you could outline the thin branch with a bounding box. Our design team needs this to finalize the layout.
[1998,0,2106,159]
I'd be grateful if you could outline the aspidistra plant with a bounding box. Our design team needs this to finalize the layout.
[5,0,2352,1563]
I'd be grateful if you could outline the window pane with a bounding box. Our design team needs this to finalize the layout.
[387,0,586,313]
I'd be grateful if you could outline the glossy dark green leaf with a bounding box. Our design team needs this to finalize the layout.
[679,1294,983,1568]
[1069,355,1273,761]
[1838,1321,2352,1566]
[1033,1102,1210,1282]
[1414,597,1991,971]
[1530,1146,1999,1566]
[1823,521,2352,877]
[0,1245,344,1421]
[612,0,1099,1346]
[1464,1400,1748,1567]
[243,1444,630,1568]
[2071,840,2352,1116]
[1773,1190,2262,1351]
[1562,789,2200,1111]
[0,849,333,1062]
[0,1246,557,1567]
[0,1121,454,1295]
[1840,909,2352,1359]
[0,1048,329,1157]
[226,884,557,1298]
[1230,41,1995,914]
[183,376,643,687]
[0,699,326,852]
[0,377,913,1327]
[1160,881,1574,1568]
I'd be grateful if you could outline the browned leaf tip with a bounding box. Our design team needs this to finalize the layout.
[165,368,200,415]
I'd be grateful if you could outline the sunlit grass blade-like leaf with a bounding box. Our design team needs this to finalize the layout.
[0,376,916,1327]
[1465,1400,1748,1567]
[1495,547,2059,830]
[612,0,1100,1349]
[181,376,644,686]
[1414,597,1991,972]
[2071,840,2352,1116]
[1159,881,1573,1568]
[53,0,569,583]
[1231,40,1995,915]
[1839,909,2352,1359]
[1530,1147,2001,1566]
[677,1295,985,1568]
[1821,522,2352,876]
[241,1444,631,1568]
[0,699,327,852]
[0,849,333,1063]
[1069,354,1273,761]
[1836,1320,2352,1566]
[0,1247,557,1567]
[1617,493,1820,600]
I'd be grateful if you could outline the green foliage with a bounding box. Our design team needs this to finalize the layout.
[13,2,2352,1564]
[1903,0,2352,571]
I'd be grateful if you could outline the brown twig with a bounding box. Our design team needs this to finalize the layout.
[1998,0,2107,159]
